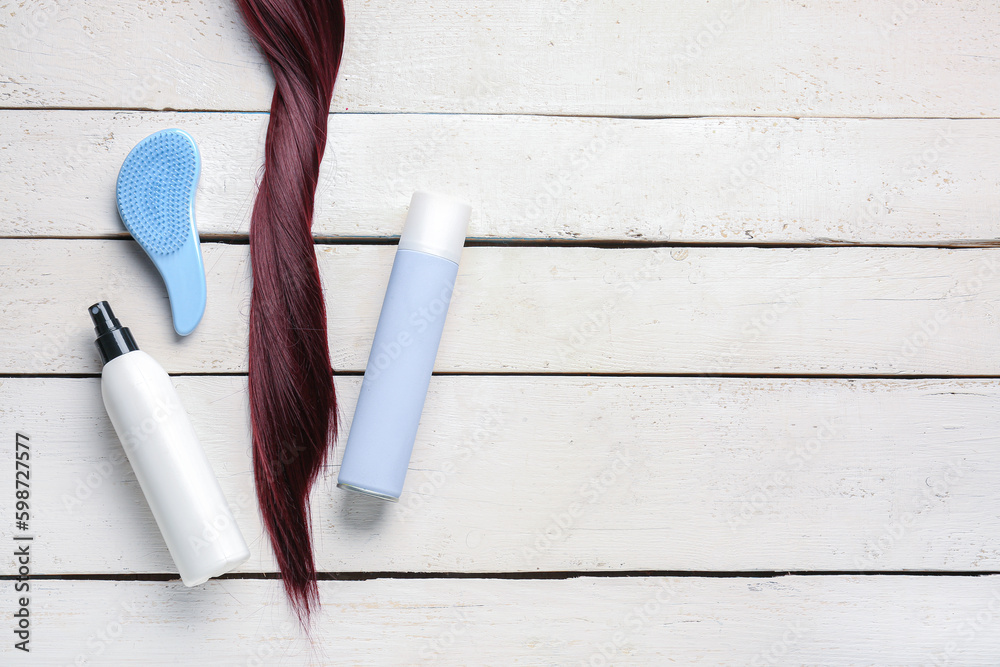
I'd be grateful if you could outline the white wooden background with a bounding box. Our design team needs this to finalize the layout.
[2,1,1000,665]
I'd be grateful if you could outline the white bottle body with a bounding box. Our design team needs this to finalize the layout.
[101,350,250,586]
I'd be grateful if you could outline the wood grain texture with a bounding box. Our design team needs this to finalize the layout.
[5,576,1000,665]
[2,1,999,117]
[3,0,998,661]
[4,239,1000,375]
[2,376,998,575]
[4,111,1000,243]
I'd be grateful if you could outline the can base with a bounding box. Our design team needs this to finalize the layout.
[337,482,399,503]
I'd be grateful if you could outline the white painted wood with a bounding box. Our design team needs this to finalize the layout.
[4,577,1000,665]
[4,239,1000,375]
[3,1,999,117]
[2,376,999,575]
[4,0,998,661]
[5,111,1000,244]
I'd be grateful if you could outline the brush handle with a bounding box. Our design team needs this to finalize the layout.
[155,244,207,336]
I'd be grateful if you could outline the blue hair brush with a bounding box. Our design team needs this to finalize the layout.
[116,128,207,336]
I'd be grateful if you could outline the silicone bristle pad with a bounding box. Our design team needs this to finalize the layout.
[116,129,206,336]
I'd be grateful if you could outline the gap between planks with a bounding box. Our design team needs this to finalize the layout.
[5,571,1000,583]
[7,235,1000,250]
[10,372,1000,380]
[4,107,1000,120]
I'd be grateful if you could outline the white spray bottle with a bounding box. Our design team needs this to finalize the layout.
[89,301,250,585]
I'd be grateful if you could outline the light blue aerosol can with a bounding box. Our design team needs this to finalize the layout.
[337,192,472,501]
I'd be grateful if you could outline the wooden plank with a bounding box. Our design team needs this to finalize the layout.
[4,576,1000,665]
[2,1,999,117]
[5,111,1000,244]
[4,239,1000,375]
[2,376,999,575]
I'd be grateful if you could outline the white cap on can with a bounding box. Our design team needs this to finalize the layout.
[398,191,472,264]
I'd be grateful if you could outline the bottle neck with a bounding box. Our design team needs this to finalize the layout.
[95,327,139,364]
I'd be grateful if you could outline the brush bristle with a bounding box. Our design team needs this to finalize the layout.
[117,130,199,256]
